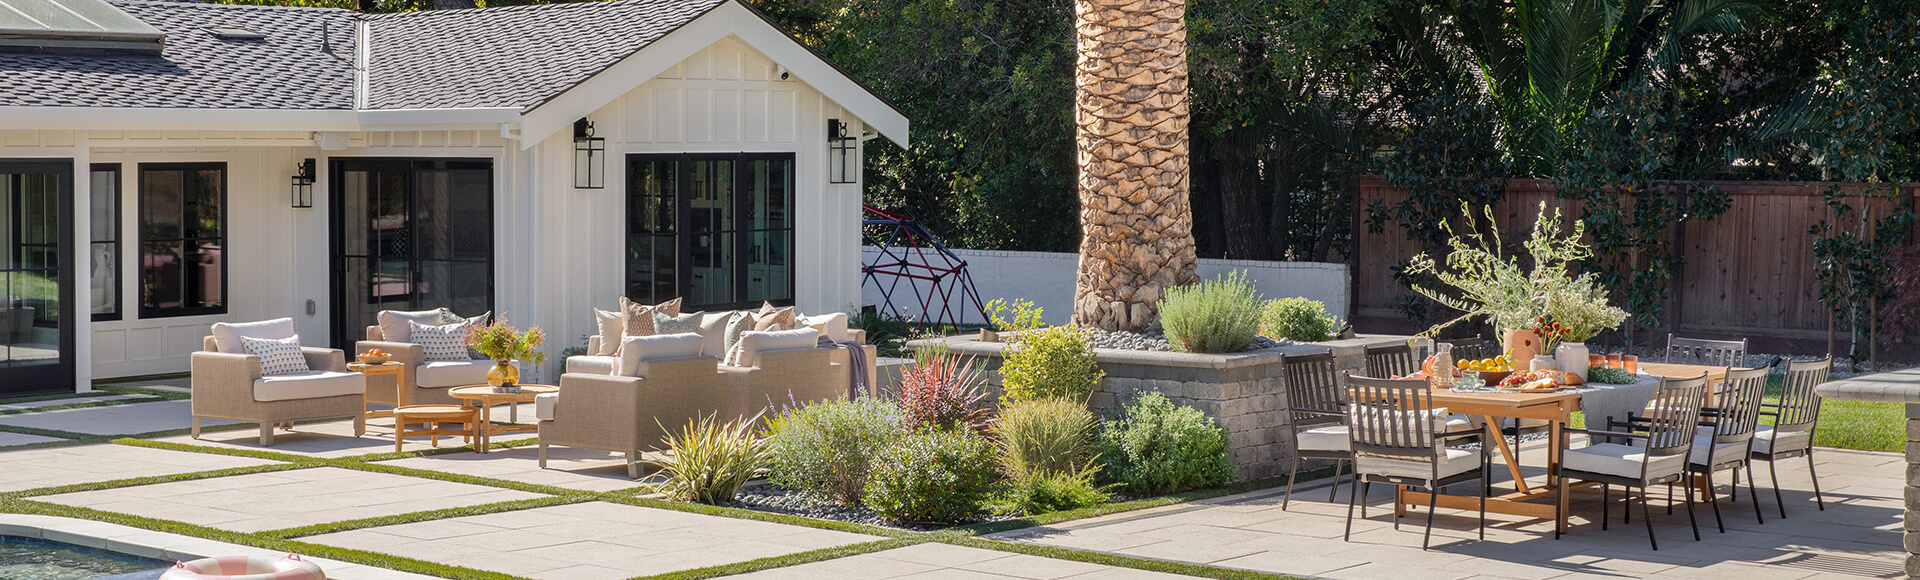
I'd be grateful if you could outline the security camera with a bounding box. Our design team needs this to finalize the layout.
[776,66,791,81]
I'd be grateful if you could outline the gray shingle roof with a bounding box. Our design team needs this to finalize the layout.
[362,0,726,111]
[0,0,356,109]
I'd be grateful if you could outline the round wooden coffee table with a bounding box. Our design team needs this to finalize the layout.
[449,385,557,453]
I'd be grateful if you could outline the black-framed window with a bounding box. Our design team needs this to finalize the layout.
[626,153,794,311]
[330,158,494,350]
[89,164,120,321]
[139,163,225,318]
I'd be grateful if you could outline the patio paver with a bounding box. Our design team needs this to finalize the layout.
[991,444,1906,580]
[720,543,1202,579]
[0,431,66,447]
[302,501,882,580]
[378,445,646,492]
[0,443,281,493]
[0,399,234,436]
[36,466,546,532]
[0,394,150,412]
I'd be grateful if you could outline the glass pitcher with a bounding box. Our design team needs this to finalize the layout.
[1425,342,1454,390]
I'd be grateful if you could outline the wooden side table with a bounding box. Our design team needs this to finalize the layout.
[349,361,406,420]
[449,384,558,453]
[391,404,478,452]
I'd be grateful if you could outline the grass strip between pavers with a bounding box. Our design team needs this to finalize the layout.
[623,536,928,580]
[0,397,169,416]
[259,495,596,539]
[948,473,1301,536]
[336,460,581,496]
[0,499,537,580]
[97,385,193,400]
[594,492,912,538]
[113,437,329,464]
[940,536,1305,580]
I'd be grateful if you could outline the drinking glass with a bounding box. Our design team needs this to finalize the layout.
[1607,353,1623,369]
[1588,353,1605,368]
[1622,355,1638,374]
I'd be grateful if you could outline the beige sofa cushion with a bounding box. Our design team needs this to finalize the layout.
[211,318,295,354]
[698,312,734,357]
[254,371,365,402]
[618,332,705,377]
[565,355,620,376]
[803,313,850,343]
[594,308,623,355]
[416,359,499,388]
[377,308,447,343]
[730,328,820,368]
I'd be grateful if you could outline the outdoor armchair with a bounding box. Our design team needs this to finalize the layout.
[357,323,502,409]
[1554,373,1708,550]
[1689,365,1770,531]
[538,333,727,479]
[191,325,366,446]
[1341,374,1489,550]
[1752,357,1832,518]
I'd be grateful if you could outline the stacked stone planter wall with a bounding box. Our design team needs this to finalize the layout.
[909,333,1414,480]
[1813,369,1920,578]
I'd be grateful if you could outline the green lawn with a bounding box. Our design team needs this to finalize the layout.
[1571,374,1905,453]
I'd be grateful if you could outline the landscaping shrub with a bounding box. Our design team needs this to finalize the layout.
[1096,391,1233,495]
[767,397,901,505]
[994,398,1096,478]
[890,350,992,434]
[984,298,1047,332]
[864,428,1000,524]
[1260,297,1347,342]
[998,326,1104,403]
[648,412,770,504]
[1158,270,1263,353]
[996,467,1111,516]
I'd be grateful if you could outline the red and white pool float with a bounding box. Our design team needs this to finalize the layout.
[160,554,325,580]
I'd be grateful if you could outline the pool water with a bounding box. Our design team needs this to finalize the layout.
[0,536,170,580]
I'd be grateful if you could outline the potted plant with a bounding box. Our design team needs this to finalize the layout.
[1404,202,1626,372]
[466,317,547,390]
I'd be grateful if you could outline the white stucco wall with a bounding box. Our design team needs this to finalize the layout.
[860,247,1351,327]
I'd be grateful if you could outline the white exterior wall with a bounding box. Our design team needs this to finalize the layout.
[860,247,1353,328]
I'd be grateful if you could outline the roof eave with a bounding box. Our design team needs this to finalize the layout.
[0,106,523,132]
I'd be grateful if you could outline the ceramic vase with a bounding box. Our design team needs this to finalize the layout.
[1556,343,1590,382]
[1528,354,1559,372]
[1501,328,1542,364]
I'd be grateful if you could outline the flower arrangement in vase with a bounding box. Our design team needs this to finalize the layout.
[1404,202,1628,373]
[466,317,547,391]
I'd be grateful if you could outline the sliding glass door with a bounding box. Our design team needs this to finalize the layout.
[626,153,793,311]
[330,159,492,349]
[0,160,73,395]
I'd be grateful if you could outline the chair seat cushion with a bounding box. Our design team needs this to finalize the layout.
[1753,425,1811,455]
[535,392,558,421]
[1690,435,1748,468]
[1297,425,1349,451]
[254,371,365,402]
[416,360,496,387]
[1564,442,1687,481]
[565,355,619,376]
[1357,447,1480,480]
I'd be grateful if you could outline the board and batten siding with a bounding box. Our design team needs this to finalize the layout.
[526,36,869,374]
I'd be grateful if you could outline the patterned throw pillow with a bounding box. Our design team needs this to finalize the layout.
[653,310,703,335]
[241,334,310,376]
[409,320,472,361]
[752,303,796,332]
[440,310,491,360]
[619,297,684,338]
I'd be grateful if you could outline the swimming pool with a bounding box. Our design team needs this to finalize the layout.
[0,535,170,580]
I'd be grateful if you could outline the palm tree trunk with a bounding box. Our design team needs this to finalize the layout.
[1071,0,1199,331]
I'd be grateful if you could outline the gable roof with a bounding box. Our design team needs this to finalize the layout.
[0,0,356,110]
[361,0,724,111]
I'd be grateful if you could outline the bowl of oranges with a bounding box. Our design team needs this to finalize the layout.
[357,348,391,365]
[1455,356,1514,387]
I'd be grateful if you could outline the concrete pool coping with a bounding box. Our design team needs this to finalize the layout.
[0,514,438,580]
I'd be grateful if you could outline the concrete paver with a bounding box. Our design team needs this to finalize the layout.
[37,466,545,532]
[0,443,279,493]
[378,444,642,492]
[0,394,149,412]
[0,399,234,436]
[0,431,66,447]
[148,406,536,458]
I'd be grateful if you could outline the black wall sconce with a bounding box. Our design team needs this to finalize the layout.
[828,119,856,184]
[575,118,605,189]
[291,158,315,208]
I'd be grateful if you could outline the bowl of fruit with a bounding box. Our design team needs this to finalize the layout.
[357,348,391,365]
[1456,356,1514,387]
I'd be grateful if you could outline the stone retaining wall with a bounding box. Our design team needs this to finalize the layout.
[910,334,1411,481]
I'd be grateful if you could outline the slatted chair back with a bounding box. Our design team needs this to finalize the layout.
[1710,367,1769,447]
[1345,374,1444,475]
[1639,374,1709,475]
[1283,351,1343,429]
[1776,357,1832,433]
[1440,338,1492,362]
[1664,335,1749,367]
[1364,344,1418,379]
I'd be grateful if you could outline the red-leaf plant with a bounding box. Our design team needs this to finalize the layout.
[889,350,993,435]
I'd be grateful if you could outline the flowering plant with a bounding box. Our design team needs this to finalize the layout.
[466,317,547,366]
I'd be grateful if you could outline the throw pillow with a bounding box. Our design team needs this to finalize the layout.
[653,310,703,335]
[616,332,705,378]
[241,334,310,376]
[803,312,851,343]
[697,312,732,357]
[721,311,755,360]
[753,304,797,332]
[595,308,624,355]
[654,297,683,317]
[618,296,657,338]
[409,320,472,361]
[440,310,492,360]
[377,308,447,343]
[211,318,296,354]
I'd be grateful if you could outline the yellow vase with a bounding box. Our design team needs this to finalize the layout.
[487,360,519,387]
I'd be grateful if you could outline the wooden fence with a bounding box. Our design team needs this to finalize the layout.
[1349,176,1918,350]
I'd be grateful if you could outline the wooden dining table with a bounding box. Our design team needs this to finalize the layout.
[1395,362,1728,533]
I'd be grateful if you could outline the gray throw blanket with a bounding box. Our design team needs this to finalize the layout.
[819,336,872,399]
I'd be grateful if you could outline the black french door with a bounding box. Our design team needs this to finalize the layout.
[0,160,74,395]
[329,159,493,349]
[626,153,793,312]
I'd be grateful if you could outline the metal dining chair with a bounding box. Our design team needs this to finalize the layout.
[1281,351,1349,510]
[1665,335,1749,367]
[1556,373,1708,550]
[1363,344,1418,378]
[1753,357,1832,518]
[1342,374,1488,549]
[1440,338,1494,362]
[1689,366,1770,531]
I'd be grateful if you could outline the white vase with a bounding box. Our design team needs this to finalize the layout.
[1529,355,1559,372]
[1556,343,1590,382]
